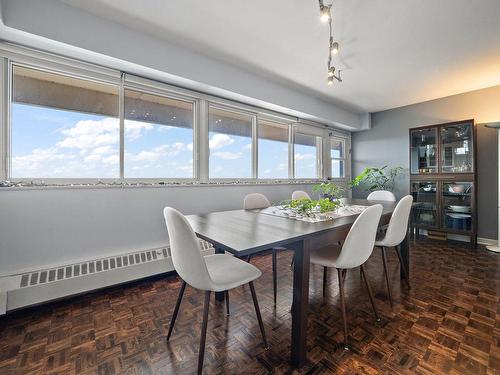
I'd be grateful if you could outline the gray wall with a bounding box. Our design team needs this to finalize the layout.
[0,184,317,276]
[352,84,500,240]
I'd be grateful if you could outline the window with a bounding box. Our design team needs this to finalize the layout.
[209,106,253,179]
[294,132,320,179]
[258,119,289,179]
[330,138,346,178]
[3,46,349,185]
[11,65,120,178]
[124,89,194,178]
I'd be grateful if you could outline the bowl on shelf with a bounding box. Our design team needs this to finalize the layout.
[449,205,470,213]
[448,184,465,193]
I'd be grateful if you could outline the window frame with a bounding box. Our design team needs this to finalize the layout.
[9,61,123,183]
[330,137,346,179]
[292,129,323,180]
[256,117,292,180]
[0,44,349,187]
[121,82,198,183]
[207,103,256,182]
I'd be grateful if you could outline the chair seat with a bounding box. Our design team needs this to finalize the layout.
[374,232,394,247]
[204,254,262,292]
[310,245,342,268]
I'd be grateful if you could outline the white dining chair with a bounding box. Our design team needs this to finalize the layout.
[374,195,413,307]
[163,207,268,374]
[243,193,283,305]
[367,190,396,202]
[310,204,383,350]
[292,190,311,200]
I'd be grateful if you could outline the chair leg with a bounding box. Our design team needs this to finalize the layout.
[360,265,381,322]
[197,291,211,375]
[272,249,277,305]
[342,269,347,282]
[381,246,394,307]
[323,266,328,298]
[249,281,269,349]
[225,290,230,316]
[290,253,295,269]
[394,245,411,289]
[246,254,252,263]
[167,280,186,341]
[337,268,349,350]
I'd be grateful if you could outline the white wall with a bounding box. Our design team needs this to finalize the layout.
[0,183,317,276]
[0,0,365,130]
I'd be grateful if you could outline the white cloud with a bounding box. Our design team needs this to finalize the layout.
[212,151,243,160]
[295,153,315,161]
[125,120,154,141]
[243,143,252,150]
[209,133,234,149]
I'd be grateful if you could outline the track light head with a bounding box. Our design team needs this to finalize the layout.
[320,4,331,22]
[327,76,334,85]
[330,41,339,55]
[328,67,335,77]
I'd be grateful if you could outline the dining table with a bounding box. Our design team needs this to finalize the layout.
[185,198,409,368]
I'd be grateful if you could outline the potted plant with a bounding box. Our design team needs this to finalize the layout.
[351,166,403,192]
[312,181,344,202]
[281,197,340,217]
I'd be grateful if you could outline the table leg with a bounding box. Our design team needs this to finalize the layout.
[400,229,410,280]
[291,239,310,367]
[214,247,225,302]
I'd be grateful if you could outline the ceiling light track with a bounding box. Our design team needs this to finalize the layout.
[319,0,342,86]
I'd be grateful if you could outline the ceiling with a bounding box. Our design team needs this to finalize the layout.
[61,0,500,113]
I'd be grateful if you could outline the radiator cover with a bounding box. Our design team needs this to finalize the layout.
[0,240,214,314]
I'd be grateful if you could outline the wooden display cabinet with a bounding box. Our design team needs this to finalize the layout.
[409,119,477,246]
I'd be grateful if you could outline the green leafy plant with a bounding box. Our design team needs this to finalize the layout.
[281,197,341,215]
[312,182,344,200]
[350,165,403,192]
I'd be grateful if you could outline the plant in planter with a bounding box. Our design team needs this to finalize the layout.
[312,182,344,201]
[281,197,341,216]
[351,165,403,192]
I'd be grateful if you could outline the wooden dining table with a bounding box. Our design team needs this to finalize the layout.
[185,198,409,368]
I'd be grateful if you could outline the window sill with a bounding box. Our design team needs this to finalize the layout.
[0,179,328,191]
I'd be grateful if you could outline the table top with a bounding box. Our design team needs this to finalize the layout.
[185,198,397,256]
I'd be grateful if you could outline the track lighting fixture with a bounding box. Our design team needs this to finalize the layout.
[319,2,331,22]
[319,0,342,86]
[330,41,339,55]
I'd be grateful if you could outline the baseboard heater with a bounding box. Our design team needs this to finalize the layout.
[0,240,214,315]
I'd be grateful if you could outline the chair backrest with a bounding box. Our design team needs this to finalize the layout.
[382,195,413,247]
[292,190,311,200]
[335,204,383,269]
[367,190,396,202]
[163,207,213,291]
[243,193,271,210]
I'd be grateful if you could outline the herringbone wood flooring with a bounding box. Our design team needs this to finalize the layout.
[0,238,499,374]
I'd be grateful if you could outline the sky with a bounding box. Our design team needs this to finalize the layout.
[11,103,320,179]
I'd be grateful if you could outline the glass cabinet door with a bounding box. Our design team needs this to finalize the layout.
[411,181,438,227]
[410,128,438,174]
[442,182,472,232]
[440,123,473,173]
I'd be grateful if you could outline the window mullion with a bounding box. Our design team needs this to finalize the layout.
[198,100,209,182]
[252,115,258,179]
[0,58,8,181]
[119,72,125,180]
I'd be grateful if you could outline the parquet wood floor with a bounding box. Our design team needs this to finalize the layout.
[0,238,499,374]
